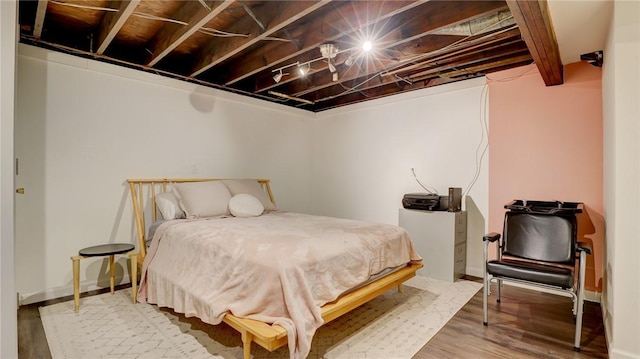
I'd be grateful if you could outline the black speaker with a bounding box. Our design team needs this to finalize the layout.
[580,50,603,67]
[448,187,462,212]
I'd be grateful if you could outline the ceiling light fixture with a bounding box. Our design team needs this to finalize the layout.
[271,61,300,83]
[298,62,310,76]
[328,60,336,73]
[344,56,355,66]
[272,70,283,83]
[320,43,339,59]
[269,43,346,86]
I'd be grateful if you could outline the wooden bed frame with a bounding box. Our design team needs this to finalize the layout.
[127,178,423,359]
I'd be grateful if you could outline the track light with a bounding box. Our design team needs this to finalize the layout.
[345,56,355,66]
[320,43,339,59]
[298,62,310,76]
[328,60,336,73]
[273,70,283,83]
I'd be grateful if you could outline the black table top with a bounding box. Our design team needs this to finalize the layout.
[79,243,135,257]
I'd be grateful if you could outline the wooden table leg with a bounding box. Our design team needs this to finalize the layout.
[130,252,137,304]
[109,254,115,294]
[71,256,81,313]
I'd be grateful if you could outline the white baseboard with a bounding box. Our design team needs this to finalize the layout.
[466,266,483,278]
[609,348,640,359]
[18,274,134,306]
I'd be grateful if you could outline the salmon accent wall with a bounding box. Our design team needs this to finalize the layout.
[487,62,604,292]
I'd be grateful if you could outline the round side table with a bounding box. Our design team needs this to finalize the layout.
[71,243,137,312]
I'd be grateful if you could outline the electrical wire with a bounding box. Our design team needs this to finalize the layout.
[459,62,536,199]
[460,63,537,198]
[462,83,489,199]
[485,63,537,82]
[411,168,438,195]
[48,1,250,38]
[49,0,117,12]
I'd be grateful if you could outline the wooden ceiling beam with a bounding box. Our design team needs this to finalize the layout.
[33,0,49,38]
[427,53,532,79]
[146,0,235,67]
[95,0,141,55]
[190,0,332,77]
[215,1,426,85]
[247,0,509,93]
[506,0,562,85]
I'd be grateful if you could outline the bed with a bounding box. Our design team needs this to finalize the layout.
[128,178,423,359]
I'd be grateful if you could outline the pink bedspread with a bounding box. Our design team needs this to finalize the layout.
[138,211,421,359]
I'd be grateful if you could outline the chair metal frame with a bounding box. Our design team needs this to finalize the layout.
[482,212,591,351]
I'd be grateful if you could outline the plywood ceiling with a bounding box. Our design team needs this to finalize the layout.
[18,0,565,112]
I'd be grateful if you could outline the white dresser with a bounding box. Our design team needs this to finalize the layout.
[398,208,467,282]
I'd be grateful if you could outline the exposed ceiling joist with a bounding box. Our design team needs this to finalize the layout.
[146,0,236,67]
[506,0,563,85]
[96,0,141,55]
[33,0,49,39]
[190,0,332,77]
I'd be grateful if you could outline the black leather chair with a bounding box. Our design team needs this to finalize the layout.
[482,205,591,351]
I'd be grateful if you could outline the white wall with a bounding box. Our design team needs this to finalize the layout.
[0,1,18,358]
[602,1,640,358]
[311,79,489,277]
[15,45,315,304]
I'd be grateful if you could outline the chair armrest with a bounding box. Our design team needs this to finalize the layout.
[577,242,592,255]
[483,232,501,242]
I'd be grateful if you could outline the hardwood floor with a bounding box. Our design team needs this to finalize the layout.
[18,280,608,359]
[413,280,608,359]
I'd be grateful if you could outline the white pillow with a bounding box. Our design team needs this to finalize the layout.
[171,181,232,219]
[221,179,276,211]
[228,194,264,217]
[155,190,185,220]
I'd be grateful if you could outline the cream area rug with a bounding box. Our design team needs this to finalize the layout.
[40,276,481,359]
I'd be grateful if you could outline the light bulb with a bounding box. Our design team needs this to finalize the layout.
[362,40,373,52]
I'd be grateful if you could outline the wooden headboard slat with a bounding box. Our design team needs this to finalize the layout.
[126,178,274,266]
